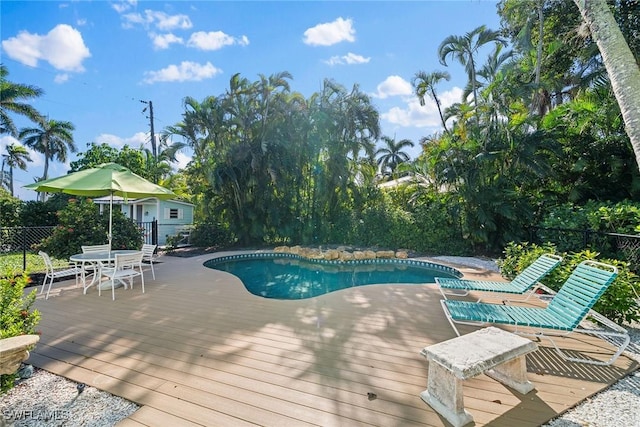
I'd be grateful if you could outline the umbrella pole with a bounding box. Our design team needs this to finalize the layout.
[109,193,113,250]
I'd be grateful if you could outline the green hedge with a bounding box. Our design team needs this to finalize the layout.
[499,242,640,324]
[0,267,41,392]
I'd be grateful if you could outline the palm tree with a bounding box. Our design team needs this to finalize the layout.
[474,44,514,138]
[438,25,505,110]
[375,136,415,177]
[1,143,31,196]
[412,70,451,134]
[255,71,293,151]
[0,65,44,137]
[573,0,640,171]
[20,117,76,199]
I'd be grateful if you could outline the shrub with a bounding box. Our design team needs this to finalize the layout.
[38,198,143,259]
[411,197,472,255]
[0,267,41,392]
[350,191,473,255]
[20,198,65,226]
[587,201,640,234]
[539,200,640,252]
[500,242,640,324]
[0,189,21,227]
[498,242,558,280]
[189,222,232,248]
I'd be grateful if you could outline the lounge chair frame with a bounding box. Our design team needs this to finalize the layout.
[441,260,630,366]
[436,253,562,301]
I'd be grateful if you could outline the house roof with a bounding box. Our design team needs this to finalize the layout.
[92,196,194,207]
[377,175,414,188]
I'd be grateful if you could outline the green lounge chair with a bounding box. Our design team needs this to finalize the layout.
[441,260,629,366]
[436,253,563,301]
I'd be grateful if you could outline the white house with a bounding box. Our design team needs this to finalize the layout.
[93,196,194,246]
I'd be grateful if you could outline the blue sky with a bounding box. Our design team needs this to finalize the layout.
[1,0,501,200]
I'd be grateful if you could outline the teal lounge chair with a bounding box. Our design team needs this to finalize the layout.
[441,260,629,366]
[436,253,563,301]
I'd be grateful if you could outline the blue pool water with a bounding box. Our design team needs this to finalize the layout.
[204,253,461,300]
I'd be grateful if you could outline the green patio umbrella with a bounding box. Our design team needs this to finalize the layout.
[24,163,176,248]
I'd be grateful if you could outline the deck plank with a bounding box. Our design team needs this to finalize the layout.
[21,253,637,427]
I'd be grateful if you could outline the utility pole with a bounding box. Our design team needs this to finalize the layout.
[140,100,157,160]
[140,100,158,183]
[149,101,157,160]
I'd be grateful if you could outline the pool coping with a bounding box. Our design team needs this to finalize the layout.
[203,251,463,279]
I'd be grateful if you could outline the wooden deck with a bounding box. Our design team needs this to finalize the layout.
[26,252,637,426]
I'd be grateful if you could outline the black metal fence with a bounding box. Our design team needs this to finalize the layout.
[0,226,55,271]
[137,220,158,246]
[528,226,640,270]
[1,220,157,273]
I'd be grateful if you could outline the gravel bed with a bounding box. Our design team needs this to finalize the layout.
[0,369,138,426]
[1,256,638,426]
[542,321,640,427]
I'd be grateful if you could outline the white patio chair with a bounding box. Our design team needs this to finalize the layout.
[39,251,82,300]
[141,243,157,280]
[81,243,112,278]
[81,244,111,253]
[99,251,144,300]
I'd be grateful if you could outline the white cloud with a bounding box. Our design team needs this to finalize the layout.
[142,61,222,84]
[54,73,70,84]
[94,133,126,149]
[0,136,43,168]
[112,0,137,14]
[343,52,369,64]
[371,75,413,99]
[1,24,91,72]
[381,87,463,128]
[303,17,355,46]
[95,132,147,149]
[149,11,192,31]
[120,12,145,28]
[0,135,20,156]
[151,33,183,50]
[0,135,16,153]
[94,132,190,165]
[187,31,249,50]
[325,52,370,66]
[174,151,191,170]
[121,10,192,31]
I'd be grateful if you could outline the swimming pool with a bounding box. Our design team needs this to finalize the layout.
[204,252,462,300]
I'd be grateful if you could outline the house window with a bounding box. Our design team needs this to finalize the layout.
[164,207,184,220]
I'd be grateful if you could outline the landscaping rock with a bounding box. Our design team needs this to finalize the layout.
[376,250,395,259]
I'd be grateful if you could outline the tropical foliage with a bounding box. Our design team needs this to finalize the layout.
[0,188,21,227]
[0,64,43,137]
[20,117,76,185]
[165,74,381,246]
[499,242,640,324]
[1,0,639,262]
[0,267,40,392]
[38,199,143,259]
[1,143,31,196]
[375,136,415,178]
[396,0,640,253]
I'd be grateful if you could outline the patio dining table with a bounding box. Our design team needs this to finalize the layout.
[70,250,140,293]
